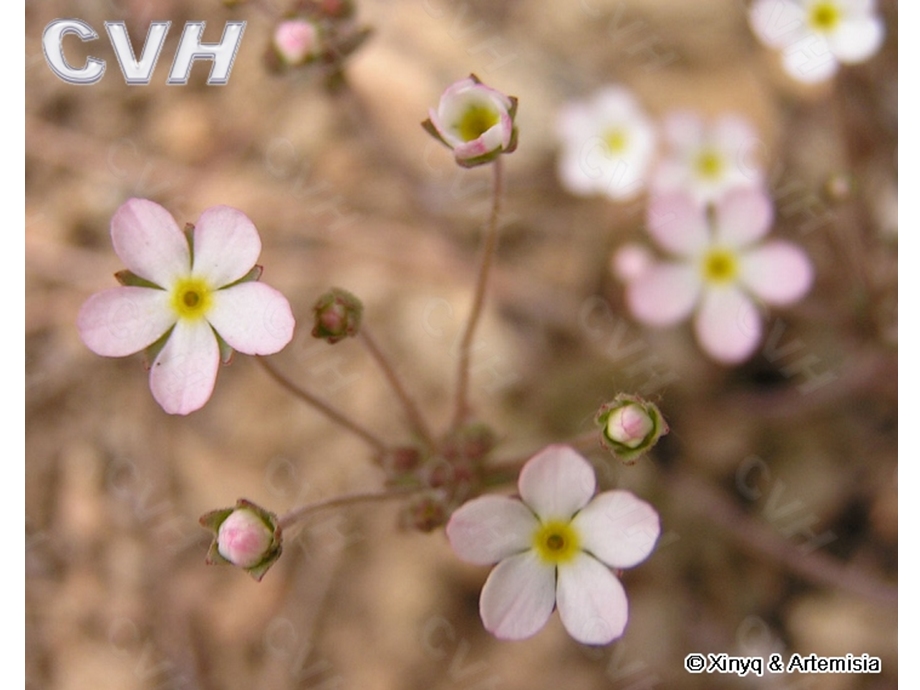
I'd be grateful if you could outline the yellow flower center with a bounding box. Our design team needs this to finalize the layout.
[603,128,628,155]
[532,520,581,565]
[454,104,500,142]
[695,149,724,180]
[170,277,214,320]
[808,1,841,32]
[702,248,739,284]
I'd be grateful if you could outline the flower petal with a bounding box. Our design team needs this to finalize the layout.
[661,111,704,153]
[192,206,262,287]
[479,551,556,641]
[739,241,813,305]
[749,0,809,49]
[519,445,596,520]
[149,319,220,414]
[110,198,190,286]
[715,188,774,248]
[781,35,839,83]
[447,496,538,565]
[572,491,660,569]
[77,287,175,357]
[626,263,701,326]
[829,15,884,63]
[556,553,629,645]
[207,282,295,355]
[646,193,709,257]
[694,286,762,364]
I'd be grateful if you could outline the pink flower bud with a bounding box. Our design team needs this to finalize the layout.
[217,509,274,568]
[273,19,320,66]
[311,287,363,343]
[595,394,668,464]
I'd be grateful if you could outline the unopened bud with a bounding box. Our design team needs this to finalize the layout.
[200,499,282,581]
[273,19,321,66]
[595,394,668,464]
[311,287,363,343]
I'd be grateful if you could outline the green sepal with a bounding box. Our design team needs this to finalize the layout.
[115,270,162,289]
[142,325,175,369]
[222,264,263,289]
[214,328,234,364]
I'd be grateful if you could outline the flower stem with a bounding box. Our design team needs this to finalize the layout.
[451,158,504,431]
[359,327,437,450]
[278,486,423,530]
[256,356,388,454]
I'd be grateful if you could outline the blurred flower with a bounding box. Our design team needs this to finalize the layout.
[611,242,654,282]
[200,499,283,581]
[624,189,813,364]
[446,445,660,645]
[749,0,884,83]
[423,75,518,168]
[272,18,322,66]
[596,394,668,464]
[77,199,295,415]
[651,112,763,205]
[556,86,657,201]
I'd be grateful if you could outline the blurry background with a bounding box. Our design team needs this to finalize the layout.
[25,0,897,688]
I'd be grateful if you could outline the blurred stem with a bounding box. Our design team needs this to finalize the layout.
[451,158,504,431]
[359,327,437,451]
[256,356,388,454]
[278,486,423,530]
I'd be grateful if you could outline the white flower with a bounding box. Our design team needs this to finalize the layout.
[625,189,813,364]
[77,199,295,415]
[556,86,657,201]
[749,0,884,82]
[651,111,763,205]
[423,75,518,168]
[446,445,660,645]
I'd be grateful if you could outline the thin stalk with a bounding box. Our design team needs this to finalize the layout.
[278,486,423,530]
[451,158,504,431]
[256,356,388,454]
[359,327,437,450]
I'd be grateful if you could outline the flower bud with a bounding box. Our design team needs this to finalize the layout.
[311,287,363,343]
[273,19,321,66]
[595,394,668,464]
[200,499,282,581]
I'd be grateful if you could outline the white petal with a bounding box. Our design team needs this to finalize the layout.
[77,287,174,357]
[556,553,629,645]
[192,206,262,287]
[149,319,220,415]
[749,0,809,48]
[829,15,884,63]
[781,35,839,83]
[646,193,709,257]
[479,551,556,641]
[558,151,608,196]
[110,198,189,286]
[739,241,813,305]
[715,188,774,248]
[661,111,704,154]
[446,496,538,565]
[626,263,701,327]
[518,445,596,520]
[572,491,660,569]
[694,287,762,364]
[207,282,295,355]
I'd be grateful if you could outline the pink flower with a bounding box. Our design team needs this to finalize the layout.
[749,0,884,83]
[651,112,763,205]
[273,19,321,66]
[446,445,660,645]
[422,75,518,168]
[77,199,295,414]
[624,189,813,364]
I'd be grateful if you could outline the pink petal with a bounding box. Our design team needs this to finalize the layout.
[519,445,596,520]
[572,491,660,569]
[646,193,709,257]
[77,287,174,357]
[661,111,704,153]
[479,551,556,641]
[829,15,884,63]
[626,263,701,326]
[446,496,538,565]
[556,553,629,645]
[111,199,190,286]
[739,241,813,305]
[715,188,774,248]
[694,287,763,364]
[192,206,262,287]
[207,282,295,355]
[149,319,220,415]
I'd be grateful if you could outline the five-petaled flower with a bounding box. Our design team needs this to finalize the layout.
[622,188,813,364]
[77,198,295,415]
[422,75,518,168]
[556,86,657,201]
[651,111,763,205]
[749,0,884,83]
[446,445,660,645]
